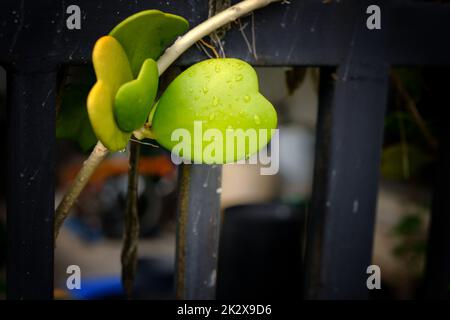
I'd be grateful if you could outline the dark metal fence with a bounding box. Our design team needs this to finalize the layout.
[1,0,450,300]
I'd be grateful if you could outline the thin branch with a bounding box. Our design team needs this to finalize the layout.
[211,32,227,58]
[121,140,141,298]
[391,72,438,151]
[238,19,253,54]
[208,0,232,53]
[157,0,283,74]
[196,41,215,59]
[251,12,258,60]
[54,141,108,239]
[397,102,410,180]
[130,137,159,147]
[199,38,220,58]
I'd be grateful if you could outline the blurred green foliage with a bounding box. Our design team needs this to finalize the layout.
[392,213,427,276]
[392,214,422,236]
[55,66,98,152]
[381,143,432,181]
[56,82,97,152]
[382,68,437,182]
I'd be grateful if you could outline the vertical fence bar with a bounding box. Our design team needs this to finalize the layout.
[304,64,389,300]
[6,70,56,299]
[304,0,390,299]
[425,141,450,299]
[175,164,222,299]
[424,69,450,299]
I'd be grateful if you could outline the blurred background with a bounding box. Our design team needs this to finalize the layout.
[0,63,446,299]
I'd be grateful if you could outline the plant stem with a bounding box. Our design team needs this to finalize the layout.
[157,0,283,75]
[121,140,141,298]
[54,141,108,239]
[54,0,283,239]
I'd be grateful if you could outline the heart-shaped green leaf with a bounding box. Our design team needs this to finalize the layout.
[114,58,159,132]
[87,36,133,151]
[151,58,278,163]
[109,10,189,77]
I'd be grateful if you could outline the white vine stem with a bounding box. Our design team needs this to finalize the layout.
[55,141,108,239]
[157,0,282,74]
[54,0,283,239]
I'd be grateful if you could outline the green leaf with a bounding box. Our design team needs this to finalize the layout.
[151,58,278,164]
[85,10,189,151]
[109,10,189,77]
[114,58,159,132]
[56,83,97,152]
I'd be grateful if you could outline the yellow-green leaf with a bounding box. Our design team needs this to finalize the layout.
[87,36,133,151]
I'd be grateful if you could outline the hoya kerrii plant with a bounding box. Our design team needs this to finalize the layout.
[55,0,282,296]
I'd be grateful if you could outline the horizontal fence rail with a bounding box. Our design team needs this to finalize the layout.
[0,0,449,299]
[2,0,450,67]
